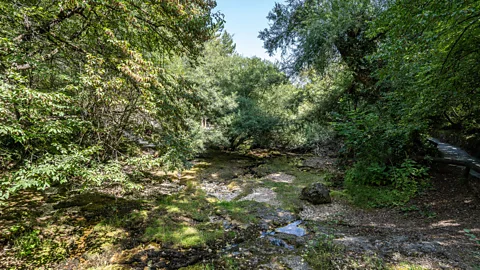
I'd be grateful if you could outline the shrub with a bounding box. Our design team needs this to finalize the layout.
[336,111,429,206]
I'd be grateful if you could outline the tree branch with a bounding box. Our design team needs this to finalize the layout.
[440,19,479,74]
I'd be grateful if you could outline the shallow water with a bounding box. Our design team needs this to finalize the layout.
[275,220,307,237]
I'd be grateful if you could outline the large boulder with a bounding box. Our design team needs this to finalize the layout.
[300,183,332,204]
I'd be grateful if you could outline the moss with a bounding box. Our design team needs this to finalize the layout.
[215,200,259,223]
[140,192,224,247]
[142,217,223,248]
[91,223,127,251]
[14,229,69,265]
[302,235,385,270]
[53,193,116,209]
[330,190,351,201]
[53,193,143,218]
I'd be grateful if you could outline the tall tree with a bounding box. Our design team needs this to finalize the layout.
[259,0,384,98]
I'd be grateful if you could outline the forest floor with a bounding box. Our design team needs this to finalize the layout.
[0,148,479,269]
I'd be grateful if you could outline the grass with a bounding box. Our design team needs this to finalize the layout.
[141,189,259,248]
[141,193,222,248]
[251,155,330,211]
[301,233,430,270]
[330,189,351,201]
[180,255,240,270]
[179,263,216,270]
[301,236,345,270]
[301,233,384,270]
[215,200,259,223]
[143,219,222,247]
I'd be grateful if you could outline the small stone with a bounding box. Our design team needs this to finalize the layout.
[300,183,332,204]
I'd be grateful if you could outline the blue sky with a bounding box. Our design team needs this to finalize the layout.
[214,0,284,61]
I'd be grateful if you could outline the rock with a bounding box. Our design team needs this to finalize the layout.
[266,236,294,250]
[265,172,295,183]
[239,188,281,206]
[300,183,332,204]
[333,236,374,253]
[402,241,440,255]
[281,255,312,270]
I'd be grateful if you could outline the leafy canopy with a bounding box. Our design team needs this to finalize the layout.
[0,0,221,198]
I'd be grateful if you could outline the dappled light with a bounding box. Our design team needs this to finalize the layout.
[431,220,461,228]
[1,0,479,269]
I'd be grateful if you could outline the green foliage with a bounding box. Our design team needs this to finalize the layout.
[370,0,480,141]
[464,229,480,245]
[187,31,343,152]
[336,111,429,206]
[335,111,427,168]
[259,0,382,94]
[14,229,68,265]
[184,32,328,151]
[302,236,344,270]
[0,0,221,196]
[2,0,476,211]
[344,159,428,207]
[260,0,480,208]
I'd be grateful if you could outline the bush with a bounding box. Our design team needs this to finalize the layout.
[336,110,429,206]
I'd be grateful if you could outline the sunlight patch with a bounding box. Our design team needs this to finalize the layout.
[265,172,295,183]
[239,188,280,206]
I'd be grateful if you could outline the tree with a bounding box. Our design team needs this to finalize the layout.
[259,0,385,104]
[184,31,322,150]
[260,0,434,206]
[371,0,480,136]
[0,0,221,198]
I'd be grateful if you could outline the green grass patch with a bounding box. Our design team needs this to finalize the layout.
[262,181,300,211]
[181,255,240,270]
[142,193,222,247]
[157,193,212,222]
[254,155,329,211]
[14,229,69,265]
[179,263,216,270]
[216,200,260,223]
[301,235,346,270]
[143,218,223,248]
[142,190,260,248]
